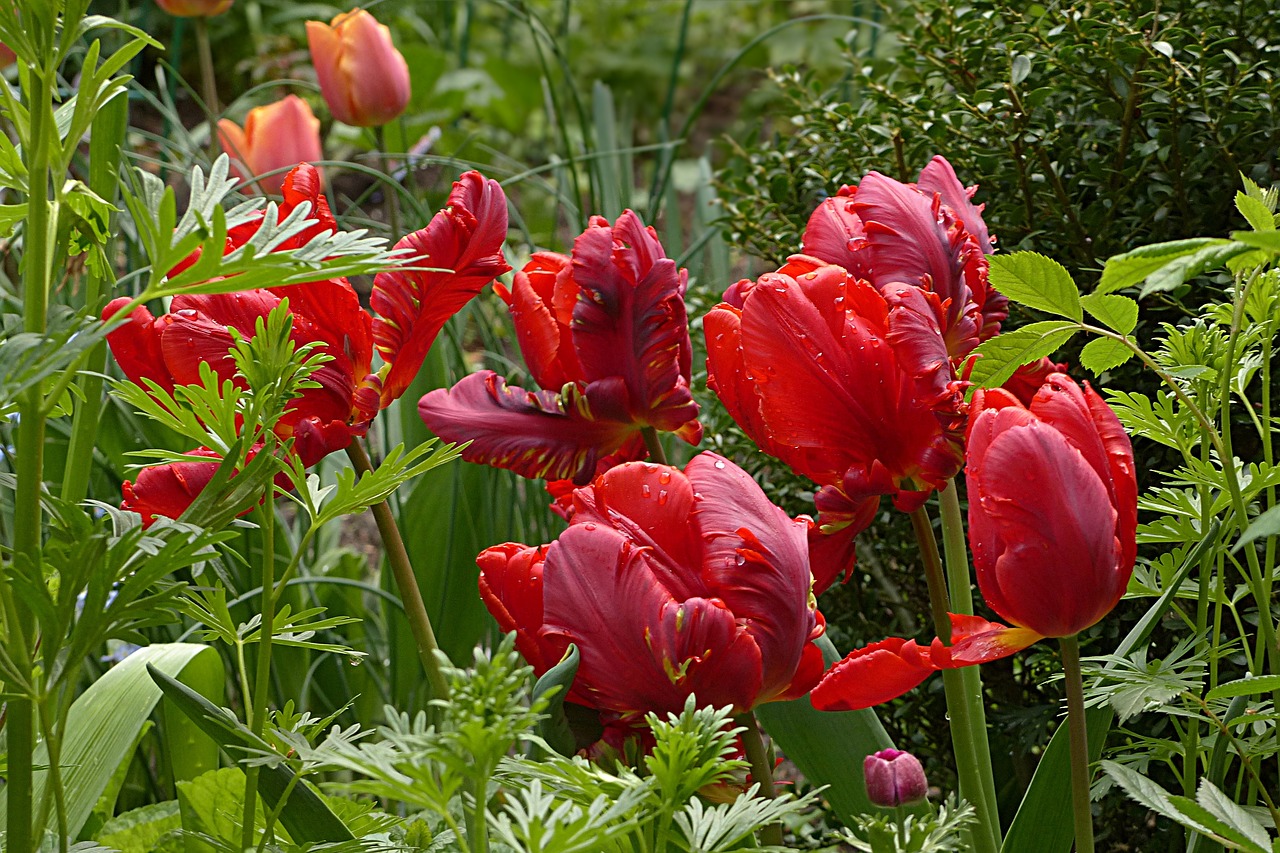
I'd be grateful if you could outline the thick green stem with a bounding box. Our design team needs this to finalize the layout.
[908,508,1000,853]
[938,482,1001,845]
[735,712,783,848]
[1059,635,1095,853]
[241,497,276,849]
[640,425,668,465]
[346,442,451,702]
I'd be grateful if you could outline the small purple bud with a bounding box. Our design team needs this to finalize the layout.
[864,748,928,807]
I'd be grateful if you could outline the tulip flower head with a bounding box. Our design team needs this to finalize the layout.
[306,9,411,127]
[811,373,1137,711]
[420,210,701,485]
[218,95,323,194]
[864,749,929,808]
[106,166,510,525]
[476,452,826,732]
[155,0,233,16]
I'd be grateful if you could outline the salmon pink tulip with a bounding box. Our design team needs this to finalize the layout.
[477,453,826,727]
[306,9,411,127]
[810,373,1137,711]
[218,95,322,194]
[420,211,701,485]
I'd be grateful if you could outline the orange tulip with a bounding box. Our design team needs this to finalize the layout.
[217,95,322,194]
[155,0,233,16]
[306,9,410,127]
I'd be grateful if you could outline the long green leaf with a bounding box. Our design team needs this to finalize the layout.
[755,634,895,825]
[0,643,221,840]
[147,666,355,843]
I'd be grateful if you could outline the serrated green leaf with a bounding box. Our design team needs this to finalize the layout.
[1168,795,1269,852]
[988,252,1082,320]
[1196,779,1273,851]
[1236,192,1276,232]
[95,801,181,853]
[1140,242,1254,297]
[967,321,1079,388]
[1206,674,1280,701]
[1080,293,1138,334]
[1079,336,1135,375]
[1233,230,1280,253]
[1097,238,1230,294]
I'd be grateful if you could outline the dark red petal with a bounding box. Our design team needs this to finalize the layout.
[810,637,937,711]
[1000,357,1068,406]
[417,371,639,484]
[800,190,871,279]
[477,543,559,674]
[689,452,816,699]
[372,172,511,405]
[121,448,225,527]
[279,163,338,245]
[704,303,792,461]
[809,485,879,593]
[1082,381,1138,575]
[509,255,577,390]
[103,298,178,393]
[569,210,700,435]
[773,639,827,703]
[916,156,993,256]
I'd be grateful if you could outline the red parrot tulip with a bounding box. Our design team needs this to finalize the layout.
[107,166,509,525]
[476,453,825,727]
[811,373,1137,711]
[420,210,701,485]
[218,96,323,194]
[307,9,411,127]
[704,255,966,591]
[801,156,1007,360]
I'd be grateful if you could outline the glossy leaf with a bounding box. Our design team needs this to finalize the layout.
[987,252,1081,320]
[967,321,1078,389]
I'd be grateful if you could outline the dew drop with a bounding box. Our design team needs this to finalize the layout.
[657,489,668,506]
[583,523,597,531]
[642,484,651,498]
[713,460,726,469]
[735,554,746,566]
[658,471,671,485]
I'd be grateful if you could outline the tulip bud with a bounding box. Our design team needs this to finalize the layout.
[217,95,323,195]
[864,748,928,808]
[155,0,233,17]
[306,9,410,127]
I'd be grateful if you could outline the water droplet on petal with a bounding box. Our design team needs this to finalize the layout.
[713,460,726,469]
[642,484,651,498]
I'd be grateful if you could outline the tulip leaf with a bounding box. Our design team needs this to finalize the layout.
[1096,238,1229,294]
[1079,293,1139,335]
[1078,336,1135,376]
[988,252,1083,320]
[967,320,1079,389]
[755,634,898,825]
[531,644,581,758]
[1233,504,1280,553]
[147,665,356,843]
[1205,674,1280,701]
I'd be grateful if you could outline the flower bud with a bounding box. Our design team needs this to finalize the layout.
[155,0,233,17]
[217,95,322,195]
[864,748,928,808]
[306,9,410,127]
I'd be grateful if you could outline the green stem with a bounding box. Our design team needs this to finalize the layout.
[1059,635,1095,853]
[938,481,1002,846]
[241,495,277,849]
[908,507,1000,853]
[640,426,668,465]
[194,17,219,159]
[346,442,451,702]
[735,712,783,848]
[374,124,402,242]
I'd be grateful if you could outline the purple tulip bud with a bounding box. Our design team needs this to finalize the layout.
[864,748,928,807]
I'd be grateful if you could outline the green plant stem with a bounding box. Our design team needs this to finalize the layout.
[735,711,783,848]
[907,507,1000,853]
[374,125,402,241]
[937,482,1001,846]
[241,495,277,850]
[641,425,668,465]
[1059,635,1095,853]
[346,441,451,702]
[194,17,219,158]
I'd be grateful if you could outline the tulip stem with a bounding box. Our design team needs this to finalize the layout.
[735,712,783,848]
[641,426,668,465]
[194,18,219,159]
[908,507,1000,853]
[346,441,451,703]
[241,492,277,850]
[1059,635,1095,853]
[374,125,402,242]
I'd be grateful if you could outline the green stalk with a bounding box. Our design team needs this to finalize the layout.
[640,425,668,465]
[1059,635,1095,853]
[735,712,783,848]
[241,495,277,850]
[374,124,402,242]
[907,508,1000,853]
[346,441,451,702]
[194,17,219,159]
[937,482,1001,845]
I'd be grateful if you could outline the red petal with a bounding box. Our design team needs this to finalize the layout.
[372,172,510,405]
[809,484,879,592]
[800,188,871,279]
[1000,356,1068,406]
[704,303,792,461]
[122,448,225,527]
[477,543,558,674]
[773,638,827,702]
[279,164,338,245]
[103,298,177,393]
[947,613,1042,665]
[568,210,700,436]
[417,371,640,484]
[916,156,993,255]
[810,637,938,711]
[509,253,580,390]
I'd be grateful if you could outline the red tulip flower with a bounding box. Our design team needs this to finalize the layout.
[810,373,1137,711]
[307,9,411,127]
[218,96,323,195]
[420,210,701,485]
[801,156,1007,361]
[705,255,966,591]
[107,166,509,525]
[476,452,825,727]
